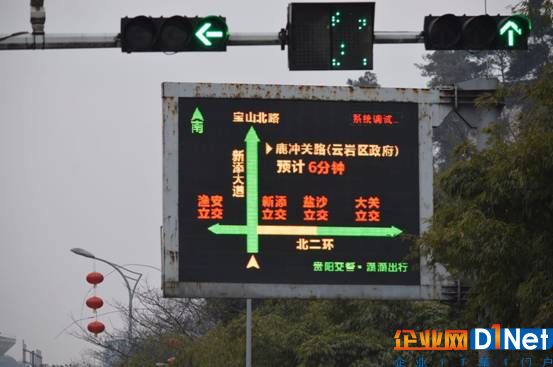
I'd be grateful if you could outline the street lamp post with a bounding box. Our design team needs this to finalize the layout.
[70,247,143,347]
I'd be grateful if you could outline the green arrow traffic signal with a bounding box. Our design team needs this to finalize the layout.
[499,16,530,48]
[194,16,229,49]
[500,21,522,47]
[195,23,223,46]
[424,14,531,50]
[121,15,228,52]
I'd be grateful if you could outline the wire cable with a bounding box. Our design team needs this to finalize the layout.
[0,32,29,42]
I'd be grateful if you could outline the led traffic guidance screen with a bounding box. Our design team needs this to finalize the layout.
[162,83,436,299]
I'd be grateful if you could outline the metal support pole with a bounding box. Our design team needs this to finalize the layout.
[0,31,424,50]
[0,33,120,49]
[246,298,252,367]
[93,257,142,347]
[374,31,424,44]
[229,33,281,46]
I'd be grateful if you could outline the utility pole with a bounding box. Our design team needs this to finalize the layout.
[246,299,252,367]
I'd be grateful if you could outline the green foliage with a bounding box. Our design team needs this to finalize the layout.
[515,61,553,133]
[185,317,246,367]
[202,298,248,324]
[173,300,452,367]
[419,64,553,327]
[124,333,189,367]
[298,332,378,367]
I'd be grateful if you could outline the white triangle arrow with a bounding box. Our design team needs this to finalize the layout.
[246,255,260,269]
[265,143,273,155]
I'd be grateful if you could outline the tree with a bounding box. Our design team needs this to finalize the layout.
[72,284,209,366]
[416,51,492,87]
[418,64,553,331]
[347,71,379,87]
[180,299,454,367]
[202,298,248,325]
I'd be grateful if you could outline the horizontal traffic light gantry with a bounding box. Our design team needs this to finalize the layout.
[424,14,531,50]
[121,15,229,53]
[118,10,530,61]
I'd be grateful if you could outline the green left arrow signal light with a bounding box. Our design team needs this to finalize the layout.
[121,15,229,53]
[194,16,229,49]
[196,23,223,46]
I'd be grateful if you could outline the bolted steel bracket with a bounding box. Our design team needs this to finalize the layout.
[30,0,45,35]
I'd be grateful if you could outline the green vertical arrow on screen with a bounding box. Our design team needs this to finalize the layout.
[191,107,204,123]
[190,107,205,134]
[244,127,260,254]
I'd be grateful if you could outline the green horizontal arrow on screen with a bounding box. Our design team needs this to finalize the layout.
[209,224,403,238]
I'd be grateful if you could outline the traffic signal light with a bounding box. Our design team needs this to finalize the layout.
[121,16,229,53]
[287,2,375,70]
[424,14,531,50]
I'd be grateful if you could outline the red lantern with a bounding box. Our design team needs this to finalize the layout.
[86,272,104,286]
[86,296,104,310]
[87,320,105,335]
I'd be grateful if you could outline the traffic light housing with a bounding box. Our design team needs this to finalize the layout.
[121,16,229,53]
[287,2,375,70]
[424,14,531,50]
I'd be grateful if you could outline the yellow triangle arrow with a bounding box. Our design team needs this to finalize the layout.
[265,143,273,155]
[246,255,260,269]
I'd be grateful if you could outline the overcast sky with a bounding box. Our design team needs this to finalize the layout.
[0,0,515,364]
